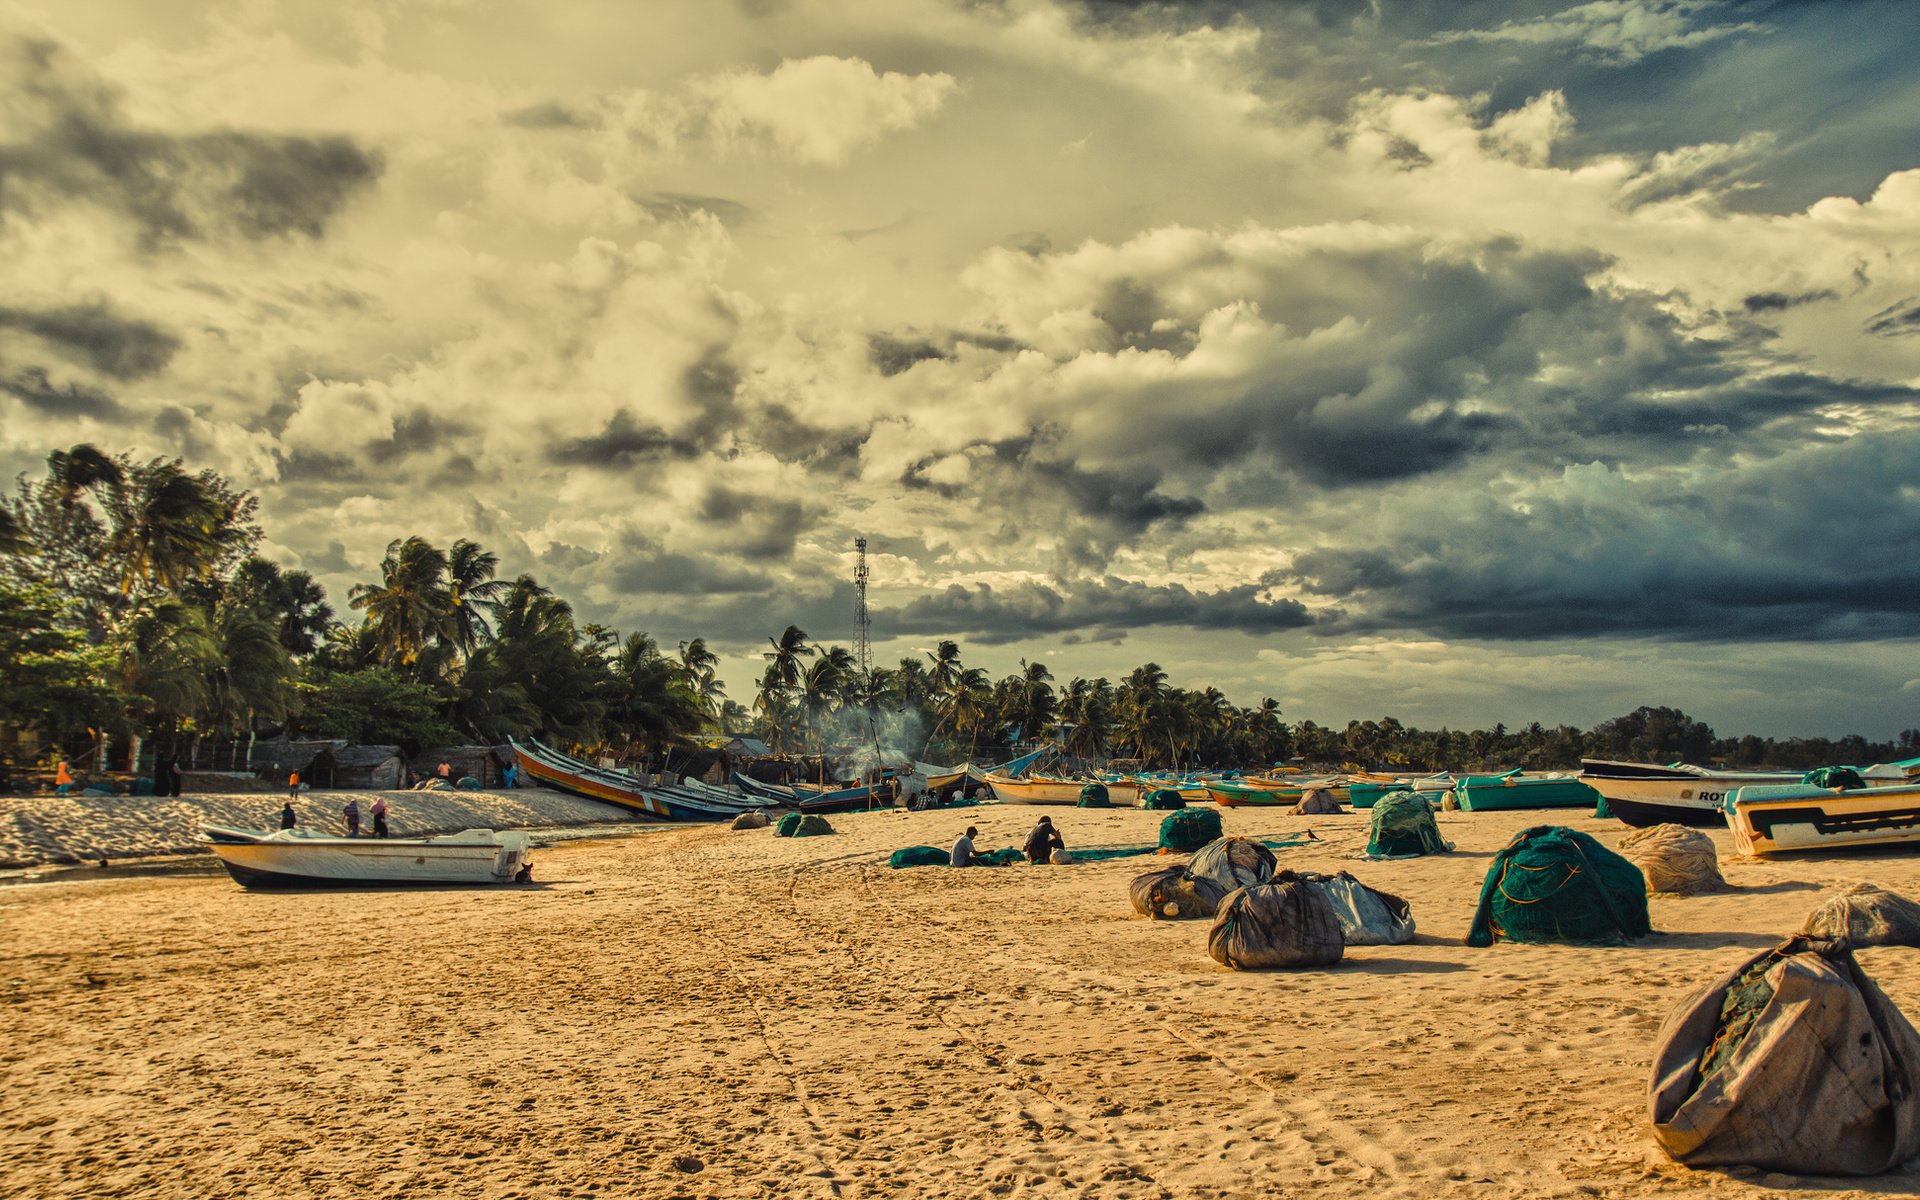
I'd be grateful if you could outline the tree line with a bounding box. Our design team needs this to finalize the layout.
[2,444,1914,778]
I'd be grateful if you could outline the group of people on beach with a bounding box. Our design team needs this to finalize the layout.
[278,797,392,838]
[951,816,1067,866]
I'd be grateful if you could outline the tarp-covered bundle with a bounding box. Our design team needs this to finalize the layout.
[1802,765,1867,790]
[1143,788,1186,810]
[1159,807,1223,852]
[1207,879,1344,970]
[1187,837,1277,892]
[1649,936,1920,1175]
[1799,883,1920,948]
[1619,824,1728,896]
[1366,790,1449,857]
[1078,783,1112,808]
[1467,825,1650,947]
[1279,869,1415,946]
[890,845,950,868]
[1129,865,1229,920]
[775,812,834,838]
[731,811,770,830]
[1290,788,1343,815]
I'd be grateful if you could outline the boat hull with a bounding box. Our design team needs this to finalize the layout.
[1577,759,1805,827]
[1206,780,1349,807]
[1451,775,1598,812]
[205,827,530,888]
[985,773,1136,805]
[514,740,761,821]
[1728,783,1920,856]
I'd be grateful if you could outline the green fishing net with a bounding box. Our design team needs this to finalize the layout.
[1366,791,1448,857]
[775,812,835,838]
[1143,788,1187,810]
[1159,807,1223,851]
[1079,783,1113,808]
[1466,825,1651,947]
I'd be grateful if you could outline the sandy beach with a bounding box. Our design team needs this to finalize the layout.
[5,800,1920,1199]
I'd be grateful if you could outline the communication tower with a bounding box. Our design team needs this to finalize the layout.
[853,536,872,676]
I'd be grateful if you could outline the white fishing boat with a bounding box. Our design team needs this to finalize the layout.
[1726,781,1920,856]
[204,825,534,888]
[1578,759,1807,826]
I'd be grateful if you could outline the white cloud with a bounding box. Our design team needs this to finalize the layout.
[697,56,956,164]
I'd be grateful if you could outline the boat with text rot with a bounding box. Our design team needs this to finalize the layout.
[511,738,769,822]
[1578,759,1807,826]
[203,825,533,888]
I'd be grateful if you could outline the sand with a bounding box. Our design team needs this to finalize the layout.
[5,802,1920,1199]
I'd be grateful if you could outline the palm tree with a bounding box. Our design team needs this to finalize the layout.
[763,625,815,694]
[349,537,452,668]
[937,666,993,758]
[1116,662,1171,763]
[206,606,297,767]
[1059,676,1112,765]
[0,505,28,558]
[445,539,509,656]
[1010,659,1056,746]
[677,637,727,725]
[606,632,705,763]
[112,462,230,596]
[926,640,962,697]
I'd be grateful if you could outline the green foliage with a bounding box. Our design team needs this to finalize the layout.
[0,581,122,735]
[296,668,458,754]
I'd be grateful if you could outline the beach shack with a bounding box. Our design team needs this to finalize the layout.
[249,739,338,790]
[411,745,511,788]
[332,744,404,790]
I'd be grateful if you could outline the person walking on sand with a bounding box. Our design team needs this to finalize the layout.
[343,797,361,838]
[951,825,983,867]
[1024,816,1065,865]
[280,802,297,830]
[54,759,72,797]
[288,770,300,799]
[371,796,391,838]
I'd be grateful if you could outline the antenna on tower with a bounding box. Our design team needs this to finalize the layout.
[853,536,872,677]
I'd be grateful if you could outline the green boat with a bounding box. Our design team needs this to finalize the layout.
[1451,770,1599,812]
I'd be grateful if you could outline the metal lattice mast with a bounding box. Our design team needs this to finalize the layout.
[853,537,872,677]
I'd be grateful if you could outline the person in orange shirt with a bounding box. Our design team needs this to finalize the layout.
[288,770,300,799]
[55,760,72,797]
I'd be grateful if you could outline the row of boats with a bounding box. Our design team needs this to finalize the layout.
[200,740,1920,887]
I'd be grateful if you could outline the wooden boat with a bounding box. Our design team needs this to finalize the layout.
[729,771,897,813]
[512,739,766,821]
[1577,759,1805,827]
[1451,770,1598,812]
[1346,774,1454,809]
[984,772,1138,805]
[204,825,532,888]
[1727,781,1920,856]
[916,746,1050,793]
[1206,778,1349,807]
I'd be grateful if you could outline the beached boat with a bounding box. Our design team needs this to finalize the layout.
[1206,778,1349,807]
[1726,780,1920,856]
[204,825,533,888]
[1450,770,1598,812]
[729,771,897,813]
[984,772,1138,805]
[512,739,766,821]
[1578,759,1806,826]
[1346,773,1454,809]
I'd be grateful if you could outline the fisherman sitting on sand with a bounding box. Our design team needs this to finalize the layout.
[951,826,983,867]
[1024,816,1065,865]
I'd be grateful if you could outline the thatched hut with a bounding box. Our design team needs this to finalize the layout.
[332,745,404,791]
[410,745,511,788]
[249,740,337,787]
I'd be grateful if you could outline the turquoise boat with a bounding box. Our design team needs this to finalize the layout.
[1451,770,1599,812]
[1347,774,1454,809]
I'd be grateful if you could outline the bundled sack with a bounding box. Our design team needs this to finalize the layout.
[1648,936,1920,1175]
[731,811,771,830]
[1207,879,1344,970]
[1618,824,1727,896]
[1159,807,1224,853]
[1290,788,1343,815]
[1078,783,1113,808]
[1467,825,1650,947]
[775,812,834,838]
[1143,787,1187,810]
[889,845,950,868]
[1799,883,1920,948]
[1187,837,1277,892]
[1050,848,1076,865]
[1279,869,1415,946]
[457,776,482,790]
[1366,790,1449,857]
[1129,865,1230,920]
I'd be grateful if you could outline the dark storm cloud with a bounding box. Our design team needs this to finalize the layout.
[502,100,602,130]
[0,366,121,416]
[607,550,771,596]
[902,436,1203,538]
[886,577,1316,645]
[1744,289,1837,313]
[745,403,869,471]
[0,301,180,379]
[868,333,947,376]
[697,485,813,560]
[548,410,699,466]
[1289,427,1920,643]
[1866,299,1920,338]
[365,409,476,465]
[0,36,383,246]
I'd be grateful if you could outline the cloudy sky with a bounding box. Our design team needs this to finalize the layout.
[3,0,1918,739]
